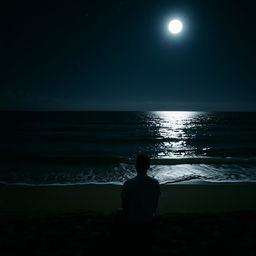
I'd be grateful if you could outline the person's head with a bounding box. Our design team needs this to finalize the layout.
[136,154,150,174]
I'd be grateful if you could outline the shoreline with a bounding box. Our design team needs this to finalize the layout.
[1,179,256,186]
[1,182,256,216]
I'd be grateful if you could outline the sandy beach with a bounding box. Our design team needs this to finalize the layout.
[1,183,256,255]
[1,183,256,215]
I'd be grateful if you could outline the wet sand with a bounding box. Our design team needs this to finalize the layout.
[1,183,256,215]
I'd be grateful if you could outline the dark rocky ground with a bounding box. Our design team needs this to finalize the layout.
[0,210,256,256]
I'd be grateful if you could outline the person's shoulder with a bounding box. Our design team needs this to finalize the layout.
[147,176,160,185]
[123,177,136,186]
[148,177,160,194]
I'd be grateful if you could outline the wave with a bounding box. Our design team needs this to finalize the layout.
[125,157,256,165]
[1,177,256,187]
[0,181,123,187]
[3,155,256,166]
[160,174,210,184]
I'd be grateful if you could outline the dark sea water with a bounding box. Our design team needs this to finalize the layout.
[0,111,256,185]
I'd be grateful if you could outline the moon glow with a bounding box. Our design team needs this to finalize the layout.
[168,19,183,34]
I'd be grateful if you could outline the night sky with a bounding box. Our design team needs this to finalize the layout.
[1,0,255,111]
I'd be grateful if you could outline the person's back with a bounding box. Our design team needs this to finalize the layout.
[121,154,160,223]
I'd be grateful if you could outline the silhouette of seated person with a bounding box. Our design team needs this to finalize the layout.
[121,153,160,222]
[118,154,160,254]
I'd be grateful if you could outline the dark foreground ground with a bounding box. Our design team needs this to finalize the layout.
[0,211,256,256]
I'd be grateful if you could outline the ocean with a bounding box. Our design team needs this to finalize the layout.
[0,111,256,185]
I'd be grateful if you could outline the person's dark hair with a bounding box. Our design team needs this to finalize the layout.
[136,154,150,173]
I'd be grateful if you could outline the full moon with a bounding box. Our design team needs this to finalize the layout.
[168,19,183,34]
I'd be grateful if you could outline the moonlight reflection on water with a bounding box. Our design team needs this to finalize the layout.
[147,111,203,158]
